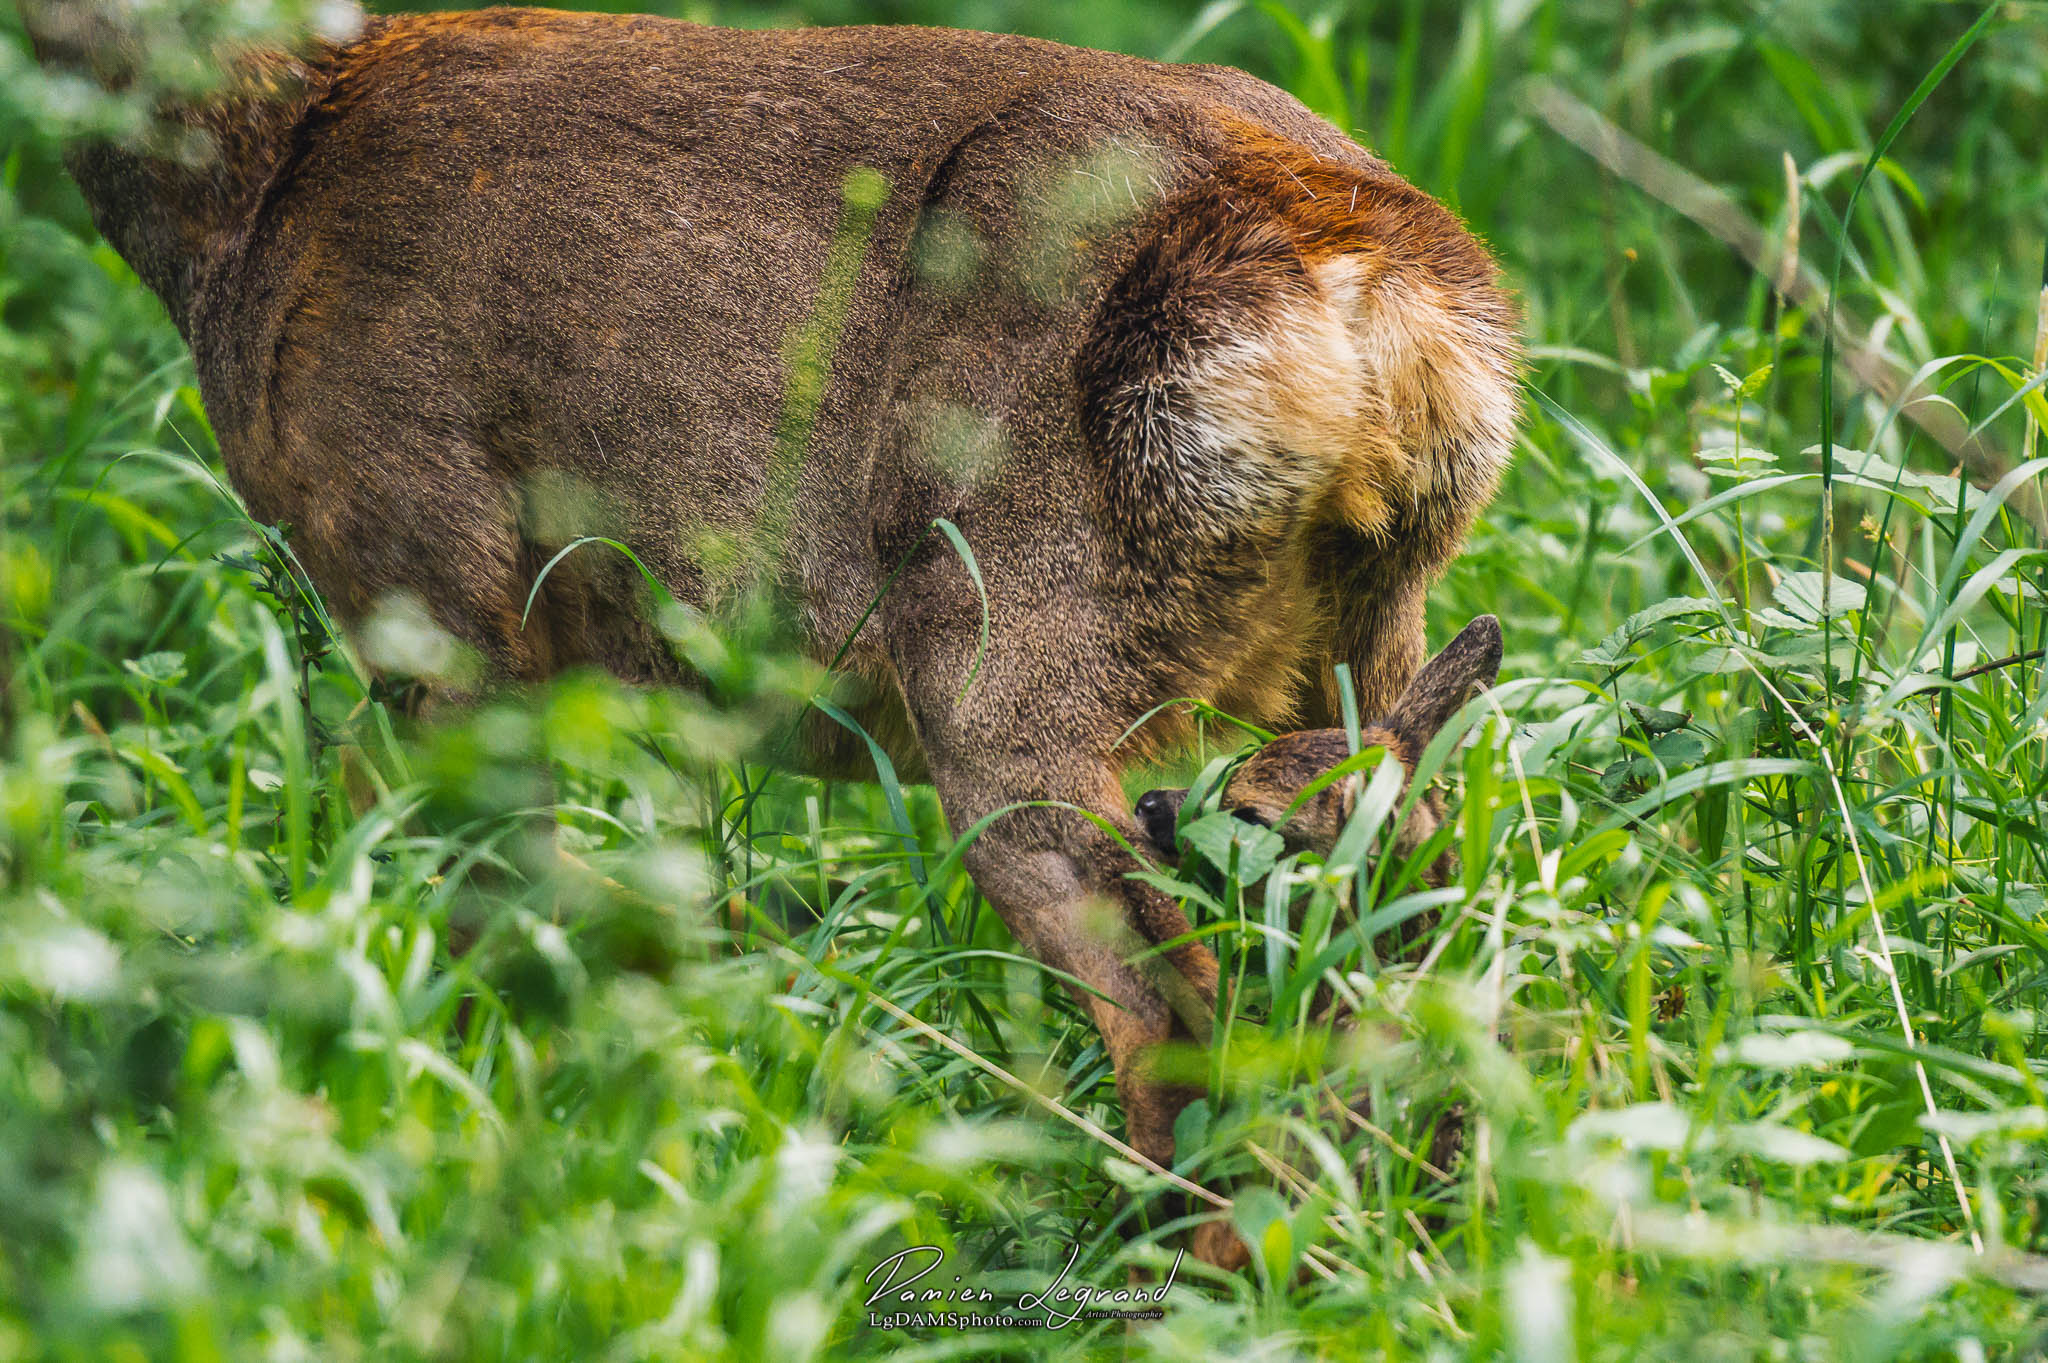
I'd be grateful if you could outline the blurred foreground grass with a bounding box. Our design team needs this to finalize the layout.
[5,1,2048,1359]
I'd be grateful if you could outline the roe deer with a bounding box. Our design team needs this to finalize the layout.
[22,2,1521,1265]
[1134,613,1501,876]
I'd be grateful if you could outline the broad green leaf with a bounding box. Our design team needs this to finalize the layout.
[1772,572,1867,622]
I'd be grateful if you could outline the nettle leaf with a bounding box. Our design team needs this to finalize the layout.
[1758,634,1829,667]
[1626,596,1722,632]
[1180,811,1285,883]
[1727,1029,1855,1069]
[123,651,187,687]
[1599,733,1709,796]
[1598,757,1644,797]
[2003,885,2046,916]
[1772,572,1867,623]
[1919,1106,2048,1146]
[1685,644,1754,676]
[1570,1101,1690,1151]
[1624,701,1692,737]
[1749,607,1814,632]
[1581,596,1720,667]
[1580,633,1632,670]
[1711,362,1773,398]
[1698,446,1781,478]
[1723,1122,1848,1167]
[1649,731,1709,766]
[1814,447,1982,517]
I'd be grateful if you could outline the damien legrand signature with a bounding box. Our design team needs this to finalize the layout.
[862,1244,1183,1330]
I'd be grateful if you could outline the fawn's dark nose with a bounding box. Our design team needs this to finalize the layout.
[1134,788,1184,855]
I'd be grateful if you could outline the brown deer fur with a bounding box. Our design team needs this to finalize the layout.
[24,3,1521,1261]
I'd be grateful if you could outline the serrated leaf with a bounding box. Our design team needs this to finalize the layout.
[1570,1102,1690,1151]
[123,650,187,686]
[1601,732,1708,797]
[1686,645,1753,676]
[1919,1106,2048,1145]
[1773,572,1867,622]
[1728,1030,1854,1069]
[1599,756,1649,797]
[1810,448,1982,517]
[1229,1185,1291,1283]
[1180,811,1285,884]
[1647,732,1709,766]
[1758,634,1829,667]
[1624,702,1692,736]
[1723,1121,1847,1166]
[1700,445,1782,478]
[1580,596,1720,667]
[1750,607,1813,632]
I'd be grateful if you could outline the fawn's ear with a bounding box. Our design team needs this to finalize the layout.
[1386,615,1501,753]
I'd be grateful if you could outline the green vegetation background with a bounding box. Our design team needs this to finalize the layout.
[4,1,2048,1359]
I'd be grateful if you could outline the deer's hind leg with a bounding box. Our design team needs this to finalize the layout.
[230,409,558,690]
[228,409,597,904]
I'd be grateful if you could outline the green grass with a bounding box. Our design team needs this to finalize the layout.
[5,1,2048,1358]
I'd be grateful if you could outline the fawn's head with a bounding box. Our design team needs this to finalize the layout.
[1135,615,1501,880]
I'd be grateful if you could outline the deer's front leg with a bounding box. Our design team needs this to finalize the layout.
[883,605,1234,1258]
[919,758,1218,1134]
[953,813,1196,1166]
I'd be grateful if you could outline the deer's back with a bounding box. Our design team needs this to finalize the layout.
[188,10,1367,670]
